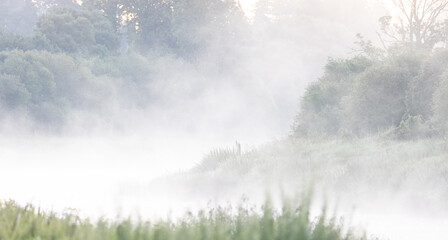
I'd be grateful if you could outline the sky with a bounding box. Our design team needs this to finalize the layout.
[239,0,258,17]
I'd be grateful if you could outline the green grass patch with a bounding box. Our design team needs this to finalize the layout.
[0,197,371,240]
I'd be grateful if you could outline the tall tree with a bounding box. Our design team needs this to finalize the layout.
[380,0,448,49]
[82,0,123,31]
[34,7,120,55]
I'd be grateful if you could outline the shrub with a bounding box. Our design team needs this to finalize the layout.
[406,49,448,121]
[387,114,437,140]
[343,53,422,134]
[432,71,448,135]
[293,56,373,137]
[293,49,433,138]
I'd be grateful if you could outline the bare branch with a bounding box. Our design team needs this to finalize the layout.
[384,0,448,48]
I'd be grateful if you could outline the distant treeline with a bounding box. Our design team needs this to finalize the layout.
[5,0,448,137]
[4,0,336,130]
[0,0,251,128]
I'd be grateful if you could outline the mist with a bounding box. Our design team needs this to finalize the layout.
[1,0,448,240]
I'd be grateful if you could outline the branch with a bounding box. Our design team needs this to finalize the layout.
[376,31,390,51]
[395,0,412,23]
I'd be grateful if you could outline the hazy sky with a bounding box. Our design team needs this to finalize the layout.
[239,0,258,16]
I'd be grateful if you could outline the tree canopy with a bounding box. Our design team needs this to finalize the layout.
[34,7,120,55]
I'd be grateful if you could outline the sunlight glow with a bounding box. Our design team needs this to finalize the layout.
[239,0,259,18]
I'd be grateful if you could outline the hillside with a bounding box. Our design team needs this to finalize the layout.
[151,137,448,215]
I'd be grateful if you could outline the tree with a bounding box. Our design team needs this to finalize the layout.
[34,7,119,55]
[0,74,31,108]
[380,0,448,49]
[168,0,247,56]
[33,0,80,12]
[82,0,247,56]
[0,50,92,125]
[0,31,32,51]
[82,0,123,31]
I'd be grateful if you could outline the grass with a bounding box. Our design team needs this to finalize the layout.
[154,136,448,213]
[0,197,370,240]
[3,136,445,239]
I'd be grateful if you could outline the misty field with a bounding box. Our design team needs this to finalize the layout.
[157,136,448,214]
[0,198,370,240]
[4,0,448,239]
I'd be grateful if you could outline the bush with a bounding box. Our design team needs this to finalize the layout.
[293,50,435,138]
[387,114,437,140]
[293,56,373,137]
[432,71,448,135]
[406,49,448,121]
[343,53,422,134]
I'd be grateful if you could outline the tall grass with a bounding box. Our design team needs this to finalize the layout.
[0,198,370,240]
[183,137,448,210]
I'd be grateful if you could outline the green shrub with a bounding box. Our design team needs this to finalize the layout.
[432,71,448,135]
[344,53,422,134]
[294,50,431,138]
[293,56,373,137]
[387,114,437,140]
[406,49,448,121]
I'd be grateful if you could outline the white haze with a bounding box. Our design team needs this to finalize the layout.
[2,0,447,239]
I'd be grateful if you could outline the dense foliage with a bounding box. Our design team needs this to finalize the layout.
[34,7,120,56]
[83,0,247,56]
[0,0,251,129]
[291,1,448,139]
[293,46,448,139]
[2,0,448,136]
[0,199,368,240]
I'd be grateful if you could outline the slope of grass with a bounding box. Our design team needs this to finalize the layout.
[0,198,369,240]
[156,137,448,213]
